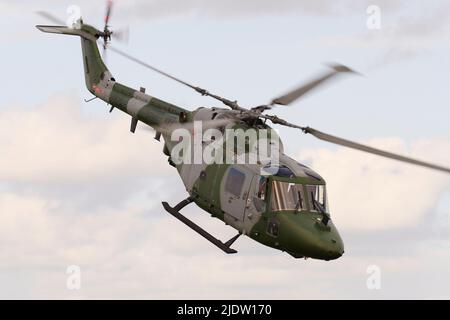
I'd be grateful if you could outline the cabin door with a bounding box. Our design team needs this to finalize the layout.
[221,167,254,221]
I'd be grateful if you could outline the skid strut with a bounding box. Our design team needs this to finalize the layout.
[162,198,240,254]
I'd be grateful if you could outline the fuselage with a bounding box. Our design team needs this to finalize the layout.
[172,107,344,260]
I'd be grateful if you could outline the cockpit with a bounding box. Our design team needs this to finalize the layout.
[270,181,328,213]
[257,161,329,215]
[247,157,339,259]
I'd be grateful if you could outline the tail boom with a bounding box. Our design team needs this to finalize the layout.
[36,24,188,129]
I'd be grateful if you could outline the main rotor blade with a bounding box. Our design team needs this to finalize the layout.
[108,46,198,89]
[261,114,450,174]
[36,11,66,26]
[271,64,357,106]
[108,45,244,110]
[303,127,450,174]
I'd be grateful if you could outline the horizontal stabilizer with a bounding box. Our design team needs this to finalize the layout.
[36,25,79,35]
[35,25,97,42]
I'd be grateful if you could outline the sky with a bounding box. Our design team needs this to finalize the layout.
[1,0,450,299]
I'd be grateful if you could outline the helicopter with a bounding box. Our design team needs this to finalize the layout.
[36,2,450,261]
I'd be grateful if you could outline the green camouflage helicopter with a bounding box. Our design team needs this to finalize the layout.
[36,2,450,261]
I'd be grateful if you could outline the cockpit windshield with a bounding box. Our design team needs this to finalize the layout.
[306,184,328,213]
[271,181,306,211]
[271,181,328,213]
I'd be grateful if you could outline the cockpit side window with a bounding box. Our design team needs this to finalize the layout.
[306,185,328,213]
[270,181,306,212]
[252,176,268,213]
[257,176,267,200]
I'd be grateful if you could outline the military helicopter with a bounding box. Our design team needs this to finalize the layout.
[36,2,450,261]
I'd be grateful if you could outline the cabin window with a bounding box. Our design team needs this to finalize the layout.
[306,185,328,213]
[270,181,306,212]
[225,168,245,197]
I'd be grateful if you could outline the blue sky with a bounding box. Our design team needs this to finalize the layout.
[1,0,450,299]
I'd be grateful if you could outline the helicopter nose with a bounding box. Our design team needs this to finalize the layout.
[312,223,345,260]
[322,236,344,260]
[287,230,344,260]
[279,214,345,260]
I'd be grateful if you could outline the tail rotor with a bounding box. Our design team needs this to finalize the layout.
[37,0,129,62]
[101,0,129,60]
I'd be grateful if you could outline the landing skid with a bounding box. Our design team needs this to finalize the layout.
[162,198,240,254]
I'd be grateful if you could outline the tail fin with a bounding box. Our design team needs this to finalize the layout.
[36,25,109,94]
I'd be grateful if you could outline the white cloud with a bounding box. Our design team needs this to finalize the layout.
[0,193,54,249]
[297,138,450,231]
[0,94,170,184]
[2,188,448,299]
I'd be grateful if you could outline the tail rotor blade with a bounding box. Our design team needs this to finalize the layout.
[102,44,108,63]
[112,27,130,44]
[105,0,113,26]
